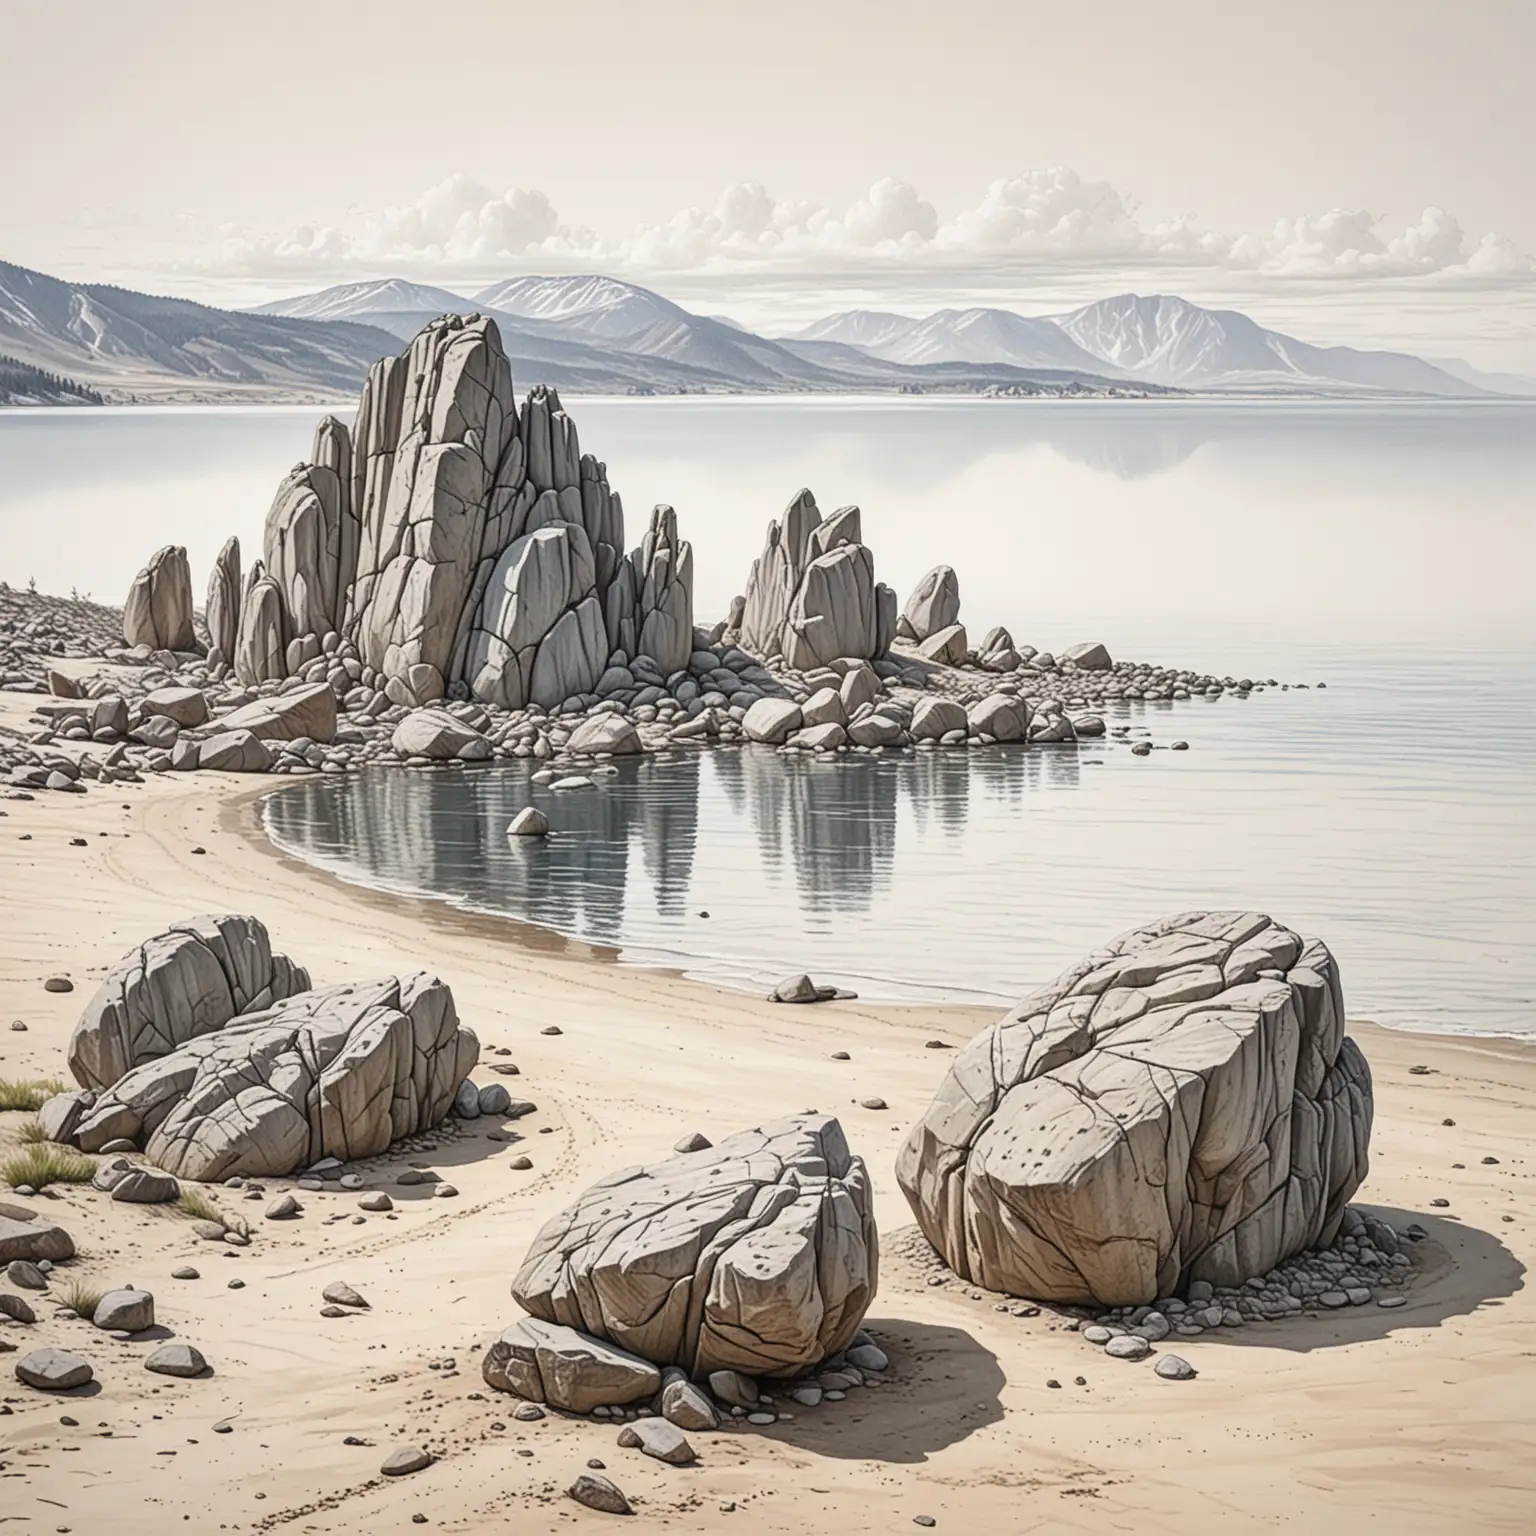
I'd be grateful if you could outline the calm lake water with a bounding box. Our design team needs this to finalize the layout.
[4,399,1535,1035]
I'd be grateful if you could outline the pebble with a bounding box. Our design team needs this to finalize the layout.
[1104,1335,1151,1360]
[380,1446,432,1477]
[359,1192,393,1212]
[171,1266,200,1281]
[569,1474,631,1515]
[43,976,74,993]
[1154,1355,1197,1381]
[15,1348,94,1391]
[322,1282,368,1309]
[265,1194,302,1220]
[6,1261,47,1291]
[145,1343,207,1378]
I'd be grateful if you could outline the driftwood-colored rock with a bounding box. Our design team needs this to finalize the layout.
[512,1114,876,1378]
[896,912,1373,1306]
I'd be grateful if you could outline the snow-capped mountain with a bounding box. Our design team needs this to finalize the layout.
[252,278,477,322]
[473,275,684,341]
[0,260,400,400]
[797,307,1113,374]
[1050,294,1480,395]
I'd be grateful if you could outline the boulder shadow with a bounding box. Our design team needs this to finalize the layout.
[1183,1203,1524,1356]
[752,1316,1004,1464]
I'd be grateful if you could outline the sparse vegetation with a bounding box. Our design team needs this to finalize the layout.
[14,1116,50,1145]
[177,1185,224,1224]
[61,1278,104,1320]
[0,1142,96,1189]
[0,1077,66,1113]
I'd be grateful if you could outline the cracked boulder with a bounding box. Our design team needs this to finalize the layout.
[483,1317,660,1412]
[896,912,1373,1306]
[68,915,311,1093]
[898,564,960,643]
[511,1114,876,1379]
[73,973,479,1181]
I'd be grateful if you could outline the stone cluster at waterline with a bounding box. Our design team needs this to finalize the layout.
[39,915,480,1180]
[896,911,1375,1306]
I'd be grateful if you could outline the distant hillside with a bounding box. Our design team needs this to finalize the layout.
[0,353,103,405]
[0,260,400,402]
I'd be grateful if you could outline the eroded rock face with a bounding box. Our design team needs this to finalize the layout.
[123,545,195,652]
[896,913,1373,1306]
[899,565,960,642]
[74,972,479,1180]
[205,537,241,663]
[735,491,894,667]
[513,1115,877,1379]
[483,1317,660,1412]
[68,915,311,1093]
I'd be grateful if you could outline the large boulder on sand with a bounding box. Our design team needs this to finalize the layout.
[123,545,195,652]
[73,973,479,1180]
[512,1115,876,1379]
[896,912,1373,1306]
[68,915,310,1093]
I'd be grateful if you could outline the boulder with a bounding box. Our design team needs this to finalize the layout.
[565,714,642,756]
[507,807,550,838]
[94,1287,155,1332]
[896,912,1373,1305]
[800,687,847,729]
[38,1090,93,1145]
[145,1343,208,1377]
[109,1166,180,1203]
[512,1114,876,1378]
[966,694,1030,742]
[74,972,479,1181]
[743,698,803,745]
[482,1316,660,1412]
[198,729,273,773]
[142,687,209,729]
[917,623,968,666]
[910,698,967,741]
[0,1209,75,1265]
[617,1416,695,1464]
[234,567,288,685]
[660,1367,718,1430]
[847,713,904,748]
[69,914,310,1092]
[391,708,486,761]
[123,545,195,652]
[900,565,960,642]
[205,536,242,662]
[15,1349,94,1392]
[216,682,337,745]
[1061,641,1113,671]
[569,1474,631,1516]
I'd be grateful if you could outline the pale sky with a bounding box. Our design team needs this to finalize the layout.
[6,0,1535,366]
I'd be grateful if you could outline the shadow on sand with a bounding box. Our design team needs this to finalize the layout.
[760,1316,1005,1464]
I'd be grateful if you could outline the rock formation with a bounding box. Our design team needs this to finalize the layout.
[733,491,895,669]
[511,1114,877,1379]
[898,565,960,643]
[69,914,310,1092]
[896,912,1373,1306]
[122,545,194,652]
[198,316,695,710]
[204,537,241,663]
[71,970,477,1180]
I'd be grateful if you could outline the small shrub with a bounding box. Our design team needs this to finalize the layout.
[61,1277,104,1320]
[177,1186,225,1225]
[14,1116,49,1146]
[0,1142,96,1189]
[0,1078,66,1113]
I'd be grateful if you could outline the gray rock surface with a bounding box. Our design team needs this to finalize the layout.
[74,970,477,1180]
[145,1342,208,1377]
[569,1473,631,1515]
[483,1316,661,1412]
[512,1114,876,1378]
[216,682,337,745]
[391,708,486,760]
[234,567,288,685]
[205,536,242,662]
[507,807,550,837]
[124,545,195,651]
[744,698,803,745]
[618,1415,695,1463]
[68,914,310,1093]
[900,565,960,642]
[0,1208,75,1264]
[1061,641,1113,671]
[566,714,642,756]
[15,1348,94,1391]
[896,912,1373,1305]
[94,1287,155,1332]
[199,729,273,773]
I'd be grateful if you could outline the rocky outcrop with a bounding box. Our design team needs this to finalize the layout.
[898,565,960,643]
[896,912,1373,1306]
[69,915,310,1093]
[123,545,195,652]
[205,537,241,663]
[199,317,691,712]
[734,492,895,668]
[512,1115,876,1379]
[73,972,478,1180]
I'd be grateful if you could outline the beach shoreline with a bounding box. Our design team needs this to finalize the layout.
[0,763,1532,1533]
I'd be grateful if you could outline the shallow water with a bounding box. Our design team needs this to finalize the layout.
[4,398,1533,1035]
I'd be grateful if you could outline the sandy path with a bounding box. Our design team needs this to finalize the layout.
[0,763,1531,1534]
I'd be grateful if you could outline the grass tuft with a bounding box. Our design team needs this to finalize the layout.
[177,1186,224,1224]
[61,1277,104,1320]
[0,1078,67,1113]
[0,1142,96,1189]
[14,1116,50,1146]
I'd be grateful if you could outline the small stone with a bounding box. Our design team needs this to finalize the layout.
[6,1261,47,1290]
[319,1305,349,1318]
[15,1349,94,1391]
[1377,1296,1407,1309]
[1154,1355,1197,1381]
[1319,1291,1349,1308]
[170,1266,199,1281]
[846,1343,888,1373]
[265,1194,302,1220]
[381,1446,432,1477]
[322,1282,368,1309]
[509,1156,533,1171]
[617,1416,695,1463]
[93,1288,154,1332]
[0,1293,37,1324]
[708,1369,757,1408]
[44,976,74,993]
[569,1473,631,1515]
[540,1025,563,1036]
[145,1343,207,1378]
[512,1402,546,1421]
[434,1184,458,1198]
[858,1097,888,1111]
[1104,1335,1151,1360]
[746,1411,777,1426]
[673,1132,712,1154]
[359,1193,393,1212]
[914,1519,937,1529]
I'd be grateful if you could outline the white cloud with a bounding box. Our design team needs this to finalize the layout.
[192,168,1534,288]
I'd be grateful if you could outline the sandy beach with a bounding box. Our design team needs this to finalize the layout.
[1,761,1532,1535]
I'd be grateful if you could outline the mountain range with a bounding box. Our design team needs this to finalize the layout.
[3,256,1529,404]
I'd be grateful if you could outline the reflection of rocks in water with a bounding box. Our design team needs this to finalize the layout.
[903,750,972,840]
[1043,417,1204,481]
[733,749,898,914]
[630,755,700,920]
